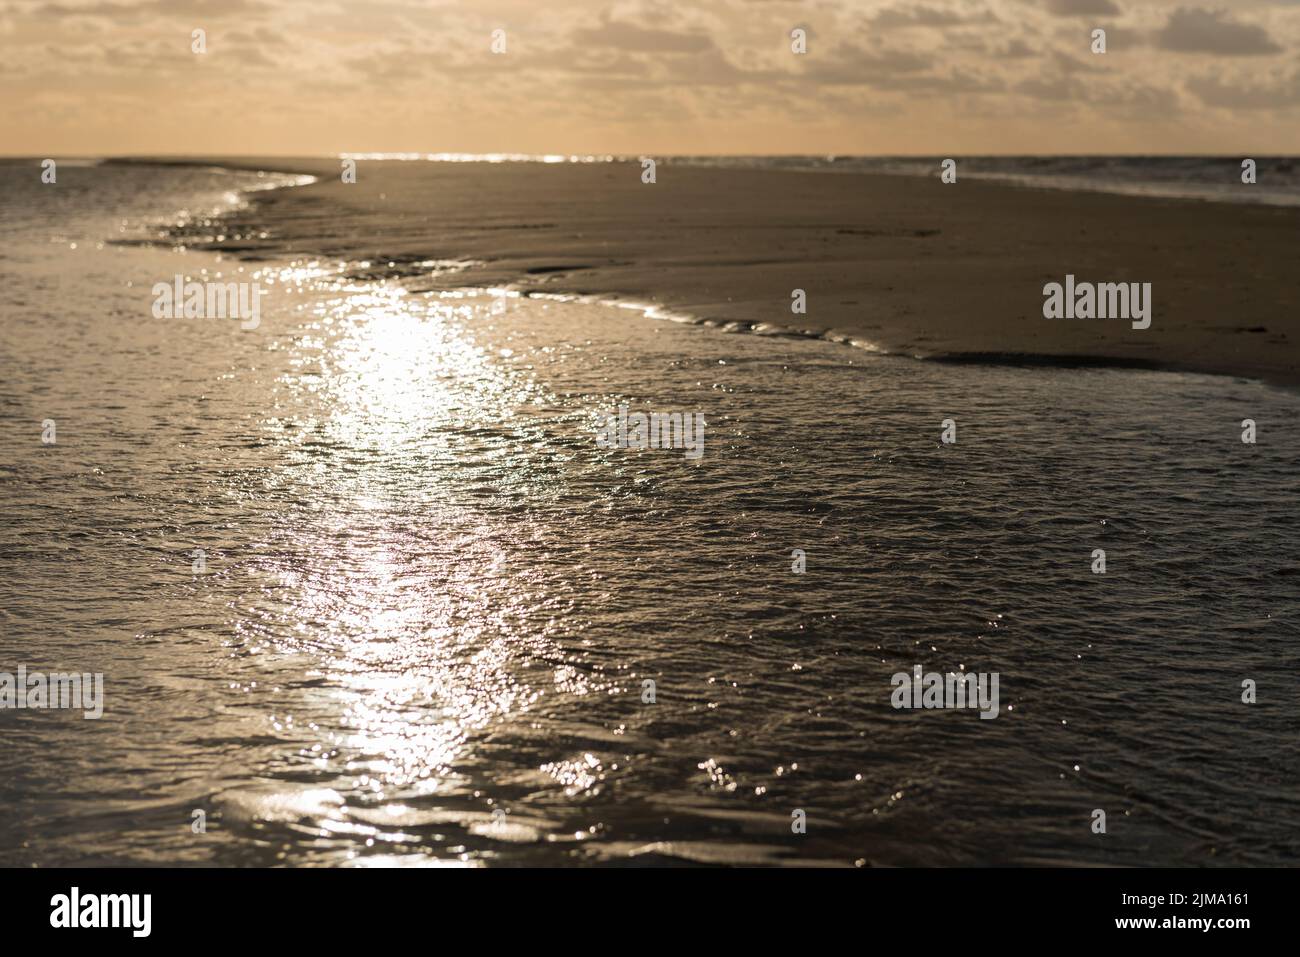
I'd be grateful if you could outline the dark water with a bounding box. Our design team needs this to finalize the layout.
[337,154,1300,206]
[671,155,1300,207]
[2,163,1298,866]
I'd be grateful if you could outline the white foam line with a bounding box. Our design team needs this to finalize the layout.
[436,286,894,358]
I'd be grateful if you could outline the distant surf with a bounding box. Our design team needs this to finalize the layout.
[328,153,1300,207]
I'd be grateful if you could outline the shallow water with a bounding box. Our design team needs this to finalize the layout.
[2,164,1298,866]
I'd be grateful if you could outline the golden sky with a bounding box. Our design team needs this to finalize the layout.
[2,0,1297,156]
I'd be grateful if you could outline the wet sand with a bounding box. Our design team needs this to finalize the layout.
[146,157,1300,387]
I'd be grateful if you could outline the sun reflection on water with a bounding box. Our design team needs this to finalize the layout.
[227,277,585,860]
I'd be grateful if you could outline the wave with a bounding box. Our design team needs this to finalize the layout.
[665,154,1300,207]
[322,152,1300,207]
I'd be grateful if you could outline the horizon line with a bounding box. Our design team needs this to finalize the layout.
[0,151,1292,160]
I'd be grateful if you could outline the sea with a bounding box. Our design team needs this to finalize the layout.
[1,159,1298,866]
[342,152,1300,207]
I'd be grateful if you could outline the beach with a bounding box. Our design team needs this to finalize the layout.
[4,160,1299,867]
[161,157,1300,387]
[10,0,1300,919]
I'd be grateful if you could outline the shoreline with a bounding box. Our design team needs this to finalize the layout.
[130,156,1300,388]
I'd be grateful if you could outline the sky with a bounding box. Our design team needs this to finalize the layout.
[1,0,1298,156]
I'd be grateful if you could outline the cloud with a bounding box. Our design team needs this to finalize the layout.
[998,38,1037,58]
[1044,0,1121,15]
[5,0,1299,153]
[572,14,714,54]
[870,3,999,30]
[665,47,759,85]
[1015,74,1079,101]
[1011,49,1116,102]
[803,43,930,85]
[877,67,1005,94]
[1187,71,1300,108]
[1155,8,1283,55]
[526,46,652,78]
[37,0,265,18]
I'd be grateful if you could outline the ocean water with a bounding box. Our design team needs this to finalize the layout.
[1,163,1298,866]
[671,155,1300,207]
[339,153,1300,207]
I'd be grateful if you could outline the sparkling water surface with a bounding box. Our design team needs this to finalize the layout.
[2,164,1298,866]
